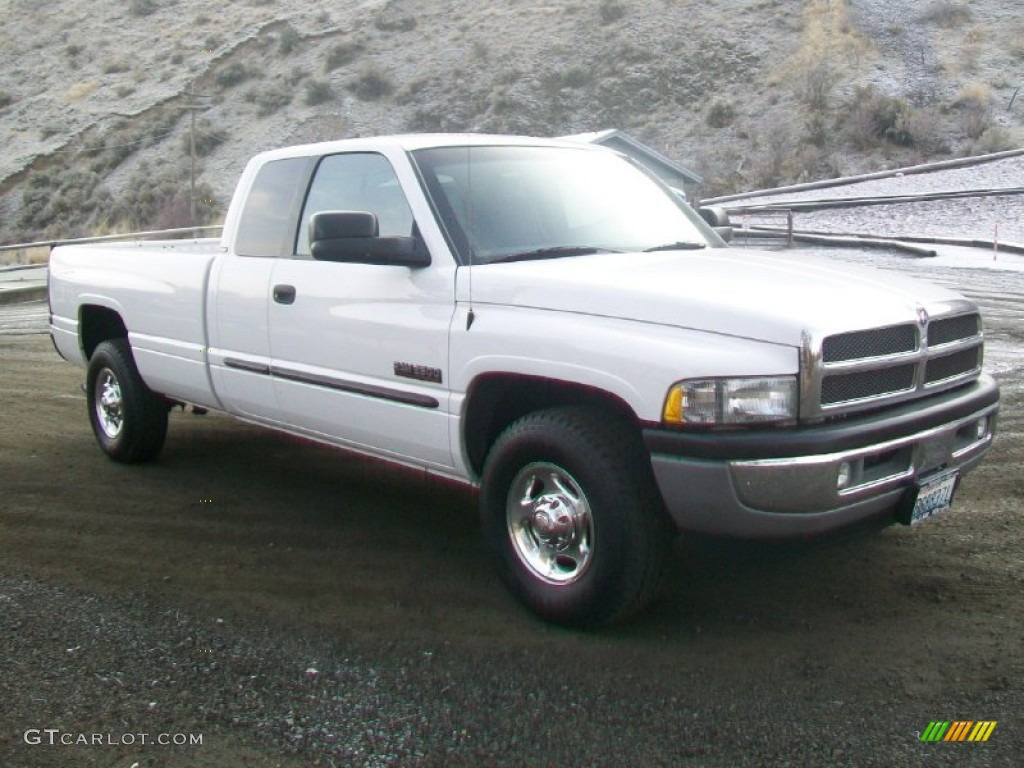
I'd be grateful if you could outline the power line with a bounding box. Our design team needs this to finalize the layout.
[195,128,230,142]
[50,130,177,153]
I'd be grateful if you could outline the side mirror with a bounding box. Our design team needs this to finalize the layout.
[697,206,730,228]
[309,211,430,267]
[698,206,733,244]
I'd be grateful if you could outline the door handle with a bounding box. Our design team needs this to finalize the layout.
[273,284,296,305]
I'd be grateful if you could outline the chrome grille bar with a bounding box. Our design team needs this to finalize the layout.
[802,301,984,421]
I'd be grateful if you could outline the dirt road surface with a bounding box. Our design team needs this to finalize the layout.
[1,250,1022,766]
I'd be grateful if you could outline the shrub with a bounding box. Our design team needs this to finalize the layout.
[471,40,489,62]
[129,0,157,17]
[349,65,393,101]
[103,60,129,74]
[959,109,992,141]
[304,79,334,106]
[153,196,192,230]
[844,86,917,148]
[753,117,795,188]
[246,83,293,117]
[953,82,991,111]
[0,91,14,110]
[953,84,992,140]
[215,62,253,89]
[920,1,972,27]
[599,0,626,24]
[805,113,830,147]
[796,63,837,114]
[278,25,301,55]
[560,66,594,89]
[706,100,735,128]
[970,127,1018,155]
[183,120,227,156]
[325,41,363,72]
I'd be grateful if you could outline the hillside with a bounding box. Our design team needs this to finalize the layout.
[0,0,1021,244]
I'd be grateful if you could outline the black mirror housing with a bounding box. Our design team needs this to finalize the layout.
[309,211,431,267]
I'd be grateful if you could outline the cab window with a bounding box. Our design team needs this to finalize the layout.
[295,153,415,257]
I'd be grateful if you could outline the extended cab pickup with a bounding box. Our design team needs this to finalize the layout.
[49,134,1000,626]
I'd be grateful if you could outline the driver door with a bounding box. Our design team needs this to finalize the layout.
[267,151,455,469]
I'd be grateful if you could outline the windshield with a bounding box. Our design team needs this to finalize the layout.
[411,145,715,265]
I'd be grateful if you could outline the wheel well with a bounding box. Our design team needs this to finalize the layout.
[80,306,128,361]
[463,374,639,478]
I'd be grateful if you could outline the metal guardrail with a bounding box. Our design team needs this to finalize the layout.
[722,187,1024,216]
[702,147,1024,206]
[0,225,224,254]
[732,209,794,247]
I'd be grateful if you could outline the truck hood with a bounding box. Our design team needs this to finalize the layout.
[464,248,969,347]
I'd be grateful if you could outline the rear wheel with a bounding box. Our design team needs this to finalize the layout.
[86,339,168,463]
[480,406,673,628]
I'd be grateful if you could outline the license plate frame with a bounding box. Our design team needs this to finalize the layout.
[908,469,959,525]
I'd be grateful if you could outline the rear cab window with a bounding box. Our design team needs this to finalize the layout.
[235,157,315,258]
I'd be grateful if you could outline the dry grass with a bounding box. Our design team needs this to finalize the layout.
[789,0,869,75]
[953,83,992,110]
[64,81,98,102]
[0,246,50,266]
[920,1,973,28]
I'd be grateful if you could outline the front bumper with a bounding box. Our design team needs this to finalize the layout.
[644,375,999,538]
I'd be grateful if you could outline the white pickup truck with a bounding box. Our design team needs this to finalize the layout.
[49,134,999,627]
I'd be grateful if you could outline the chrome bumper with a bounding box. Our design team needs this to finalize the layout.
[645,376,999,538]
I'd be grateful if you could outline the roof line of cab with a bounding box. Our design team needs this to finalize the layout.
[252,133,606,163]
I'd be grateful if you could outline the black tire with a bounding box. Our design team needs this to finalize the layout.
[480,406,674,628]
[86,338,168,463]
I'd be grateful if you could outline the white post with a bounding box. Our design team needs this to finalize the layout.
[994,223,999,262]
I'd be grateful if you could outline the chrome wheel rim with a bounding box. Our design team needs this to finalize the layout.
[95,368,124,439]
[506,462,594,585]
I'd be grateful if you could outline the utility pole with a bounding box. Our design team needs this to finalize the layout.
[190,86,197,228]
[155,85,212,232]
[184,83,213,230]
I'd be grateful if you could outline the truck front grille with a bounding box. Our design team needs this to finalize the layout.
[925,347,981,384]
[822,324,917,363]
[821,364,917,405]
[808,309,983,420]
[928,314,980,346]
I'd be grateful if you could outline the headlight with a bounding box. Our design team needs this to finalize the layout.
[663,376,798,427]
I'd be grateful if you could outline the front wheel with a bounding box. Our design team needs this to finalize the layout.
[480,407,674,628]
[86,339,168,463]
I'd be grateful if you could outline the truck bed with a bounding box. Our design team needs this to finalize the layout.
[49,238,223,408]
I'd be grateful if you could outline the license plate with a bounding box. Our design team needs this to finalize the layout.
[910,470,958,525]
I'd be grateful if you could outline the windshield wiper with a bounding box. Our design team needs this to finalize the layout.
[485,246,624,264]
[642,241,707,252]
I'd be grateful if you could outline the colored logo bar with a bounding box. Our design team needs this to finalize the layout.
[921,721,997,742]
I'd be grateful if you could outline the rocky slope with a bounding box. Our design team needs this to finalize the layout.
[0,0,1021,243]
